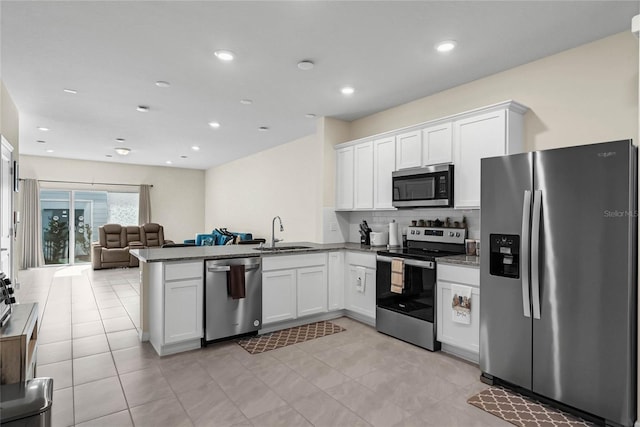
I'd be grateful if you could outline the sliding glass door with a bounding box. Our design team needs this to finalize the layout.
[40,189,138,265]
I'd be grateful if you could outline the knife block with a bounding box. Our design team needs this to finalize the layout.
[360,231,371,246]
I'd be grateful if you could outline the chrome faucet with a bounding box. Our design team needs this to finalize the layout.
[271,216,284,248]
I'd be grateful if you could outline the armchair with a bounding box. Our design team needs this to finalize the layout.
[140,223,174,248]
[91,224,139,270]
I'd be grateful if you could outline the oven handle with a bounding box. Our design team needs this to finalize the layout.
[376,256,434,269]
[207,265,260,273]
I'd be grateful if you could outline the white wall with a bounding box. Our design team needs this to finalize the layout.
[204,134,323,243]
[19,155,205,242]
[349,32,638,152]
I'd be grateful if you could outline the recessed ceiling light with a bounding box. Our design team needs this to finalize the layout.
[305,113,316,119]
[37,140,46,144]
[165,160,173,165]
[436,40,457,53]
[46,149,54,153]
[297,60,314,70]
[116,138,125,143]
[37,127,50,131]
[115,147,131,156]
[155,81,171,88]
[240,99,253,105]
[136,105,150,112]
[208,121,221,129]
[258,126,269,132]
[341,86,355,95]
[63,88,77,94]
[191,146,200,151]
[214,50,234,61]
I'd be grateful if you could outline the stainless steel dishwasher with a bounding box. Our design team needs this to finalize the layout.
[204,257,262,343]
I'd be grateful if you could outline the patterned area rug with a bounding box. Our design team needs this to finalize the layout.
[468,386,595,427]
[237,321,345,354]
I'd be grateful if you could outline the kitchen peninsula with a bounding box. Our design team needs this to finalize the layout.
[130,242,381,356]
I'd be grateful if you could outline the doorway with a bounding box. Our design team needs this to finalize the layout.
[0,138,13,276]
[40,189,138,265]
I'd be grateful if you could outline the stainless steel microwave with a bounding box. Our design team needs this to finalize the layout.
[392,164,454,208]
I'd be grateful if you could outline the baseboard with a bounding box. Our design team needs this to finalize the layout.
[344,310,375,327]
[259,311,346,334]
[441,343,479,365]
[138,330,150,342]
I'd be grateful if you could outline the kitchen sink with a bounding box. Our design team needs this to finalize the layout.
[253,245,312,252]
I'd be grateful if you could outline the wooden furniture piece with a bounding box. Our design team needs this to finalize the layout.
[0,303,39,385]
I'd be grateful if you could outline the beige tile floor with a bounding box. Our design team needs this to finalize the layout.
[15,264,508,427]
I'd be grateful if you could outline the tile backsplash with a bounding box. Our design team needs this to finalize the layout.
[341,208,480,244]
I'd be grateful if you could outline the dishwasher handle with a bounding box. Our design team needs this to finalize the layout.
[207,265,260,273]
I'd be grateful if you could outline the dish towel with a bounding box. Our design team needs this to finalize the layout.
[390,258,404,294]
[355,266,366,293]
[451,284,472,324]
[227,265,246,299]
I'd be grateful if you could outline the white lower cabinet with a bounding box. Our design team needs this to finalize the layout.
[327,251,345,310]
[262,253,328,325]
[297,266,328,317]
[344,251,376,319]
[164,278,204,344]
[262,269,297,324]
[436,263,480,362]
[148,260,204,356]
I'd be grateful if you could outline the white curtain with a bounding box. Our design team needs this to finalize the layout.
[20,179,44,268]
[138,184,151,225]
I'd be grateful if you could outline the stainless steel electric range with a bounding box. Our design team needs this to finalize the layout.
[376,226,466,351]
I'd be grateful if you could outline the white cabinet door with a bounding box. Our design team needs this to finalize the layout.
[327,251,345,311]
[354,141,374,209]
[164,278,203,344]
[422,122,452,166]
[453,110,507,208]
[335,146,354,210]
[373,137,396,209]
[297,265,328,317]
[395,130,422,170]
[345,265,376,319]
[262,270,297,324]
[436,281,480,356]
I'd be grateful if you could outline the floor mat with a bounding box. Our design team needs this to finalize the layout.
[237,320,345,354]
[468,386,595,427]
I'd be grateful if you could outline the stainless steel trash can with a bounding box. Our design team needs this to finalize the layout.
[0,378,53,426]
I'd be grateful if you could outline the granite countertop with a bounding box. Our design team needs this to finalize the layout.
[437,254,480,267]
[131,241,381,263]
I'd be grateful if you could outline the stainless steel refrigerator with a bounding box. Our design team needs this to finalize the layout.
[480,139,637,427]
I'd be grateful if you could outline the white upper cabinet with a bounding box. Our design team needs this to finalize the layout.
[453,104,525,209]
[353,141,374,209]
[395,130,422,170]
[373,137,396,209]
[335,146,354,210]
[422,122,452,166]
[335,100,527,212]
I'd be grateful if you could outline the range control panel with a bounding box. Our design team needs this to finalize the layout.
[407,227,466,244]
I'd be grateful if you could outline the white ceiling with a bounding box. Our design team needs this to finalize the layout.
[1,1,638,170]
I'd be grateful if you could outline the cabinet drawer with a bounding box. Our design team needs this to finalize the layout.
[437,264,479,286]
[262,253,327,271]
[164,261,203,281]
[345,251,376,269]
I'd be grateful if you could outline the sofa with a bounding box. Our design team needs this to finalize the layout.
[183,229,261,246]
[91,223,173,270]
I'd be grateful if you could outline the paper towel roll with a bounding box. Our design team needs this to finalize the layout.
[389,220,400,247]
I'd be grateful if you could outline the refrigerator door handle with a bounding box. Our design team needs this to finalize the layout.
[531,190,542,319]
[521,190,532,318]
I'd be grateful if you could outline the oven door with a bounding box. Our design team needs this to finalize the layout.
[376,256,436,322]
